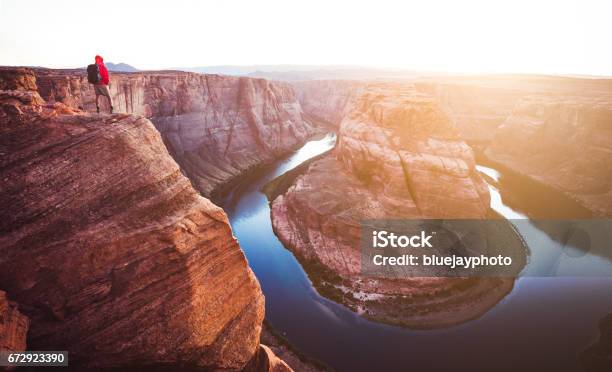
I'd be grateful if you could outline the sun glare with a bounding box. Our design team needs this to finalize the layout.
[0,0,611,75]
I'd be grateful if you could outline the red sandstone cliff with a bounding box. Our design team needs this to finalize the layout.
[0,291,28,354]
[291,80,363,127]
[0,67,289,370]
[416,75,612,150]
[485,95,612,216]
[415,81,523,145]
[33,68,317,199]
[415,76,612,216]
[270,84,520,328]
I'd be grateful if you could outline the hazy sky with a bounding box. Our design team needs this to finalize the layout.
[0,0,610,75]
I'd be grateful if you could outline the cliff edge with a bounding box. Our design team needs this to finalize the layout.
[34,68,317,199]
[0,67,284,370]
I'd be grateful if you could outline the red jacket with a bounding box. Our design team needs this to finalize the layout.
[94,55,110,85]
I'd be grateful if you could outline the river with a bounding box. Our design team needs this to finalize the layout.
[221,134,612,372]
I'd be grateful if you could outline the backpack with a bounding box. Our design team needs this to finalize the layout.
[87,64,101,84]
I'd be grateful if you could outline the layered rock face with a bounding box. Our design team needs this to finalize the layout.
[271,85,520,328]
[415,81,523,145]
[0,291,29,353]
[244,345,292,372]
[416,75,612,150]
[336,85,490,218]
[0,67,273,369]
[486,95,612,216]
[34,69,316,198]
[291,80,363,127]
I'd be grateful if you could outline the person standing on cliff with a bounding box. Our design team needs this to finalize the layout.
[88,55,113,114]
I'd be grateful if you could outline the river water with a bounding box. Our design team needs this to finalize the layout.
[222,134,612,372]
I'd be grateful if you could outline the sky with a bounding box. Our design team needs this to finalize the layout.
[0,0,611,76]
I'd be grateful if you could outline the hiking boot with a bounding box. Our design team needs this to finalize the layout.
[96,106,100,114]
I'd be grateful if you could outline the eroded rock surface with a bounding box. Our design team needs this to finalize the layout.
[486,95,612,216]
[0,67,270,369]
[0,291,29,353]
[417,75,612,154]
[34,68,317,198]
[291,80,363,127]
[416,81,523,145]
[244,345,293,372]
[271,84,521,328]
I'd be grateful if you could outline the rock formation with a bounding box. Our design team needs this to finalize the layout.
[270,84,524,328]
[291,80,363,127]
[415,80,524,146]
[0,291,29,353]
[0,67,288,370]
[485,95,612,216]
[417,75,612,153]
[244,345,293,372]
[34,68,317,199]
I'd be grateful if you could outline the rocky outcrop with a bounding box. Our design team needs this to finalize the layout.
[485,95,612,216]
[0,291,29,353]
[34,68,317,198]
[291,80,363,127]
[335,85,491,218]
[0,67,274,369]
[270,84,522,328]
[259,326,329,372]
[244,345,293,372]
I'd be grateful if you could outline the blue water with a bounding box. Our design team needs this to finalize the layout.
[222,136,612,372]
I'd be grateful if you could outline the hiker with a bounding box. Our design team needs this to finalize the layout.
[87,55,113,113]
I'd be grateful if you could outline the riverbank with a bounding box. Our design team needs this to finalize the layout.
[221,134,612,371]
[475,151,594,218]
[210,130,332,206]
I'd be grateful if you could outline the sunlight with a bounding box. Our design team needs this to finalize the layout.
[0,0,610,75]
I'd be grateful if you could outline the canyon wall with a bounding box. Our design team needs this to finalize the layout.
[486,95,612,216]
[270,84,522,328]
[416,75,612,151]
[415,81,523,144]
[0,290,29,353]
[415,76,612,216]
[291,80,364,127]
[0,67,285,370]
[34,68,317,198]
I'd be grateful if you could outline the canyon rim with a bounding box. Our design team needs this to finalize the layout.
[2,1,612,371]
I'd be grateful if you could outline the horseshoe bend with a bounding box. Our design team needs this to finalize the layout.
[2,59,612,371]
[2,60,612,370]
[1,3,612,370]
[268,85,526,328]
